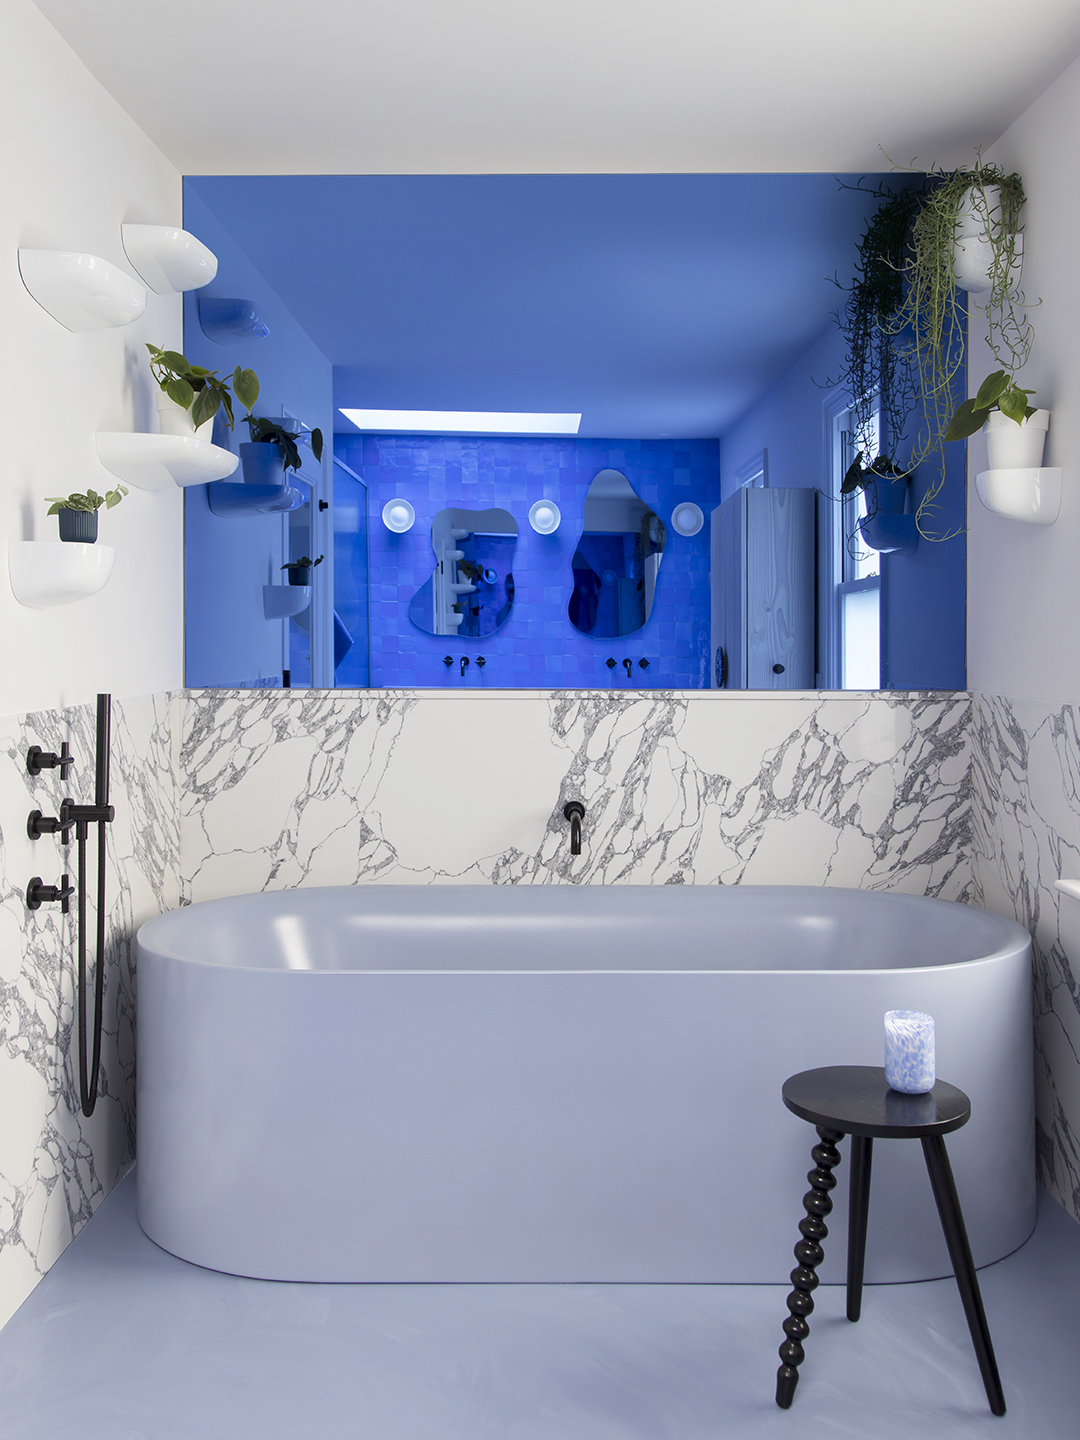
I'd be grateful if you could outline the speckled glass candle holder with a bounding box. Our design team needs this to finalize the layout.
[884,1010,935,1094]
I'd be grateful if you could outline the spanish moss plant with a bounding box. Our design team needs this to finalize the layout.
[893,162,1031,537]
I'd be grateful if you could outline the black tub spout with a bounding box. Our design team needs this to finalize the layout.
[563,801,585,855]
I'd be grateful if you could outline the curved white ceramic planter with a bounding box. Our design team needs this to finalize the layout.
[156,390,215,442]
[671,501,704,536]
[96,433,239,491]
[18,249,147,331]
[121,224,218,294]
[528,499,561,534]
[383,498,415,533]
[8,542,115,608]
[263,585,311,620]
[975,467,1061,525]
[953,186,1023,295]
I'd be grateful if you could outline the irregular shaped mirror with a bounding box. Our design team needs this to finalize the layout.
[408,507,517,637]
[568,469,666,637]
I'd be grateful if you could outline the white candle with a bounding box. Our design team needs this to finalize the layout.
[884,1010,935,1094]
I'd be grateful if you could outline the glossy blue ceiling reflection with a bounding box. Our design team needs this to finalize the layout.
[186,174,894,438]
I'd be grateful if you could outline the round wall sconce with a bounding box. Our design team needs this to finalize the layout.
[382,498,415,533]
[670,501,704,537]
[529,499,561,534]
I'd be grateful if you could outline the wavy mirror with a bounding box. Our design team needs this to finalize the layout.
[409,507,517,638]
[568,470,666,638]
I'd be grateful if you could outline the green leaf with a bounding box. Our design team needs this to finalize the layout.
[944,400,990,442]
[166,377,194,410]
[840,453,866,495]
[283,436,302,473]
[310,427,324,462]
[233,367,260,413]
[191,387,221,429]
[1024,404,1038,420]
[188,365,212,377]
[158,350,190,373]
[974,369,1010,410]
[997,386,1029,424]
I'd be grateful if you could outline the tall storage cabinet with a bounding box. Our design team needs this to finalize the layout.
[710,487,816,689]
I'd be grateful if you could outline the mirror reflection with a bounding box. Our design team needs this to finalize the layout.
[409,507,517,637]
[568,470,666,637]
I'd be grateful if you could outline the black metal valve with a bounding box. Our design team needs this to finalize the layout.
[26,875,74,914]
[26,742,74,778]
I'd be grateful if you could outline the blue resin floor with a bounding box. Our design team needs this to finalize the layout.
[1,1172,1078,1439]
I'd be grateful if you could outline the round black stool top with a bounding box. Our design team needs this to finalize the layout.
[782,1065,970,1138]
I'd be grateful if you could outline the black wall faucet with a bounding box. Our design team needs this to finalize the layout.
[623,658,633,678]
[563,801,586,855]
[460,656,470,677]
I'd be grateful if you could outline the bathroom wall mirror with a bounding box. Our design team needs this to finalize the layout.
[568,470,666,638]
[181,172,966,692]
[409,507,517,638]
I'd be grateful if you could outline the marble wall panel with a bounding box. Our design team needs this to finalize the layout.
[971,693,1080,1223]
[181,690,972,904]
[0,693,179,1329]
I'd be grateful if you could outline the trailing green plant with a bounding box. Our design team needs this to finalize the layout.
[45,486,127,514]
[243,416,324,475]
[146,344,260,431]
[281,555,323,571]
[833,185,922,498]
[891,161,1031,536]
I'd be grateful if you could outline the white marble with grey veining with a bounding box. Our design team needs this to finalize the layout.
[971,692,1080,1224]
[180,689,972,903]
[0,693,178,1330]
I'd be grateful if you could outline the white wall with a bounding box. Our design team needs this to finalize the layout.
[967,52,1080,705]
[0,0,183,717]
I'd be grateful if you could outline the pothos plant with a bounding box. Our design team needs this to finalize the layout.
[243,416,324,475]
[891,161,1033,535]
[147,344,260,431]
[45,486,127,514]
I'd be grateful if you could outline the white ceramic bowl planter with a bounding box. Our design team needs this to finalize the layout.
[156,389,215,442]
[984,408,1049,469]
[953,186,1023,295]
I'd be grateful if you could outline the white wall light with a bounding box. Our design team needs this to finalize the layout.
[121,225,218,294]
[382,498,415,533]
[528,500,561,534]
[341,409,581,435]
[670,501,704,536]
[18,249,146,331]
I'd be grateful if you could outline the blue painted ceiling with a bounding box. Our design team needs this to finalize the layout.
[186,174,898,438]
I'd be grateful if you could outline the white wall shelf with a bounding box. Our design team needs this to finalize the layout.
[18,249,146,331]
[96,433,239,491]
[8,542,115,608]
[263,585,311,620]
[121,224,218,294]
[975,467,1062,526]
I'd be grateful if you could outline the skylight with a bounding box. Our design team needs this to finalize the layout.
[338,409,582,435]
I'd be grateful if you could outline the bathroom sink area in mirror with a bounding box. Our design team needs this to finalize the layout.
[409,507,517,638]
[180,173,966,692]
[568,470,666,638]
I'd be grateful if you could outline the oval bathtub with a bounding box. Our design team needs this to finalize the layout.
[135,885,1034,1285]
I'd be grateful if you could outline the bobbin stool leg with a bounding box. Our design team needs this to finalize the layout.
[845,1135,873,1322]
[775,1125,844,1409]
[921,1135,1006,1416]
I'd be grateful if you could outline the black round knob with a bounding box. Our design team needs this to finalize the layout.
[772,663,786,674]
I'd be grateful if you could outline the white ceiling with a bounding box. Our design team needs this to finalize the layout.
[31,0,1080,175]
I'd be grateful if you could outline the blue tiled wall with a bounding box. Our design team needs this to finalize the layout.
[333,436,719,689]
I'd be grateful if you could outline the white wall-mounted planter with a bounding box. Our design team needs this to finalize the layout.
[528,499,561,534]
[18,249,146,331]
[383,499,415,533]
[671,501,704,537]
[96,433,239,491]
[121,224,218,294]
[8,542,115,608]
[953,186,1023,295]
[263,585,311,620]
[975,467,1061,525]
[984,408,1049,469]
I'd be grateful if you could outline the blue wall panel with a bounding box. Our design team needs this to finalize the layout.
[333,435,719,689]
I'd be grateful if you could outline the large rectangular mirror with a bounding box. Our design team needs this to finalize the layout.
[180,174,965,691]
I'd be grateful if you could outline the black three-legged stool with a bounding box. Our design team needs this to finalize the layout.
[775,1065,1005,1416]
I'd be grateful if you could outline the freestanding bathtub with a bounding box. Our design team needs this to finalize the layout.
[136,885,1034,1285]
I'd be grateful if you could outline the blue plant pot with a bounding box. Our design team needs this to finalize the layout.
[287,567,311,587]
[57,508,98,543]
[859,475,918,557]
[239,442,286,487]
